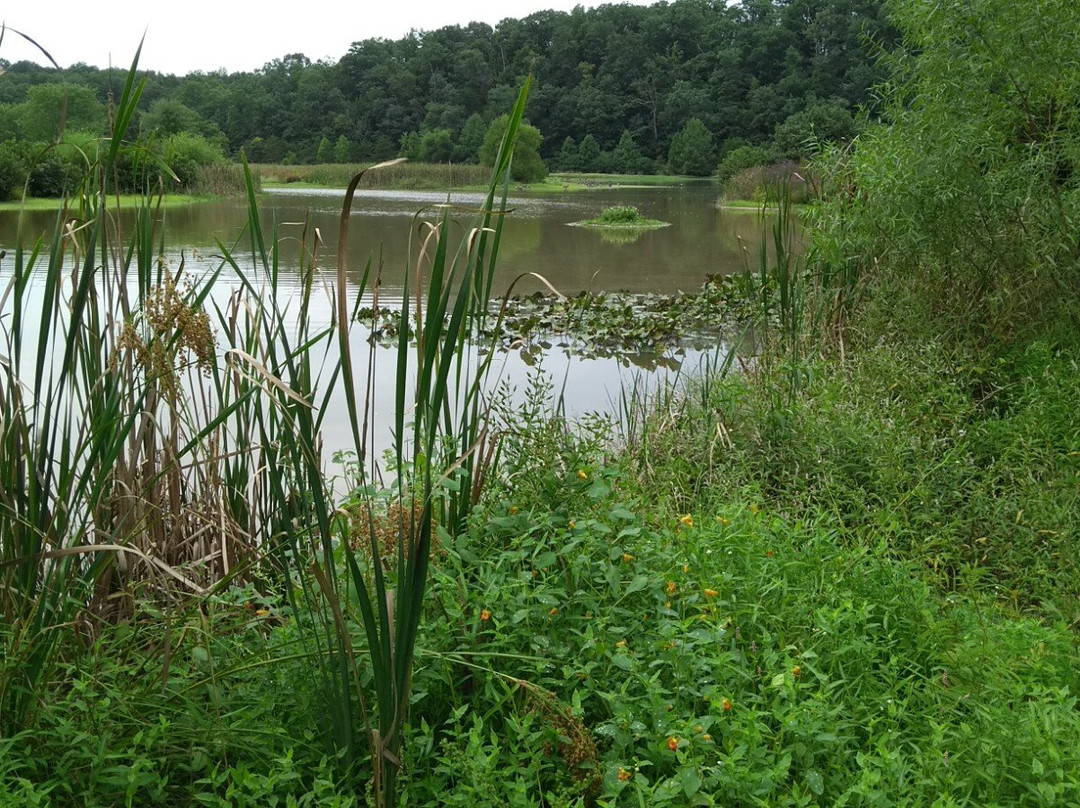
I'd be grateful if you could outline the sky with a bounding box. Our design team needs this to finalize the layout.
[1,0,655,76]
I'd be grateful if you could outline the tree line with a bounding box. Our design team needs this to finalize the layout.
[0,0,896,195]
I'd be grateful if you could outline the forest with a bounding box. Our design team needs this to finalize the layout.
[0,0,895,197]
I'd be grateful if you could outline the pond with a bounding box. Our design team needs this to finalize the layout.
[0,184,779,462]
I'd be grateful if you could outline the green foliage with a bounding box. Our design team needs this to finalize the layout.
[667,118,715,176]
[479,114,547,183]
[418,128,454,163]
[717,144,772,185]
[576,134,602,173]
[452,113,487,164]
[161,131,225,190]
[772,100,857,160]
[333,134,356,163]
[610,129,647,174]
[813,0,1080,343]
[598,205,646,225]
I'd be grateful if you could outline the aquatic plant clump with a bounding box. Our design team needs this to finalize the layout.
[572,204,669,230]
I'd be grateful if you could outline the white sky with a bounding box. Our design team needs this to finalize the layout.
[2,1,655,76]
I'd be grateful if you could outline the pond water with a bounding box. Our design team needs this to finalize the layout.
[0,184,777,461]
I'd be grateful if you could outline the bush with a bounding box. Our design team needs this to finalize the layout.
[479,115,547,183]
[722,161,812,203]
[717,145,772,185]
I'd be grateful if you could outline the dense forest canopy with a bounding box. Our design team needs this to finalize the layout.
[0,0,896,173]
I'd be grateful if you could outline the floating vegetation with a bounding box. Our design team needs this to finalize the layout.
[570,204,670,231]
[356,275,758,359]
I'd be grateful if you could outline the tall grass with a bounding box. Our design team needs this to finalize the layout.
[0,42,531,804]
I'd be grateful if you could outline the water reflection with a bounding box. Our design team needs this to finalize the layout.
[0,185,780,456]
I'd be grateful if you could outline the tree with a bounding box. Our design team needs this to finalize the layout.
[611,129,645,174]
[577,134,601,172]
[478,114,547,182]
[316,136,333,163]
[773,100,856,160]
[333,135,356,163]
[668,118,715,176]
[418,128,453,163]
[452,113,487,163]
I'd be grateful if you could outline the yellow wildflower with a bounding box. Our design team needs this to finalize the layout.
[480,609,491,622]
[678,514,694,528]
[617,767,632,782]
[577,469,588,480]
[622,553,635,563]
[704,588,719,598]
[615,638,627,649]
[666,580,677,596]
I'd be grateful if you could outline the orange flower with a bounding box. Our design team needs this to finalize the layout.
[622,553,634,563]
[577,469,588,480]
[509,505,519,515]
[666,580,677,596]
[766,550,775,558]
[702,733,712,741]
[678,514,694,528]
[667,736,680,752]
[792,665,802,677]
[617,767,632,782]
[568,520,577,530]
[682,563,690,574]
[480,609,491,622]
[548,607,559,616]
[255,608,270,617]
[704,588,719,598]
[615,638,627,649]
[721,698,732,712]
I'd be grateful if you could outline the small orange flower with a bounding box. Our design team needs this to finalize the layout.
[664,601,671,609]
[615,638,627,649]
[716,516,732,526]
[792,665,802,677]
[721,698,732,712]
[617,767,632,782]
[704,588,719,598]
[577,469,588,480]
[569,520,577,530]
[702,733,712,741]
[694,725,703,734]
[682,563,690,574]
[678,514,694,528]
[548,607,559,616]
[509,505,519,515]
[667,736,680,752]
[666,580,677,596]
[480,609,491,622]
[766,550,775,558]
[256,608,270,617]
[622,553,634,563]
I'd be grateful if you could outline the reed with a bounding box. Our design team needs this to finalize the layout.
[0,41,529,805]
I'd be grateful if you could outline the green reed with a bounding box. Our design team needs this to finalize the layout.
[0,40,529,805]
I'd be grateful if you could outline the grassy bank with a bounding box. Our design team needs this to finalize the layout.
[0,193,212,211]
[253,161,491,191]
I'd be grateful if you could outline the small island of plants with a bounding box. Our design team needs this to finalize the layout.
[571,204,669,230]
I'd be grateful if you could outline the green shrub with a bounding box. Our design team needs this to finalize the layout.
[717,144,772,185]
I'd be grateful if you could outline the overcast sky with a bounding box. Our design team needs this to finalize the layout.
[2,1,655,76]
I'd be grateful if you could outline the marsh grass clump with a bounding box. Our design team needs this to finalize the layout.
[574,204,668,230]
